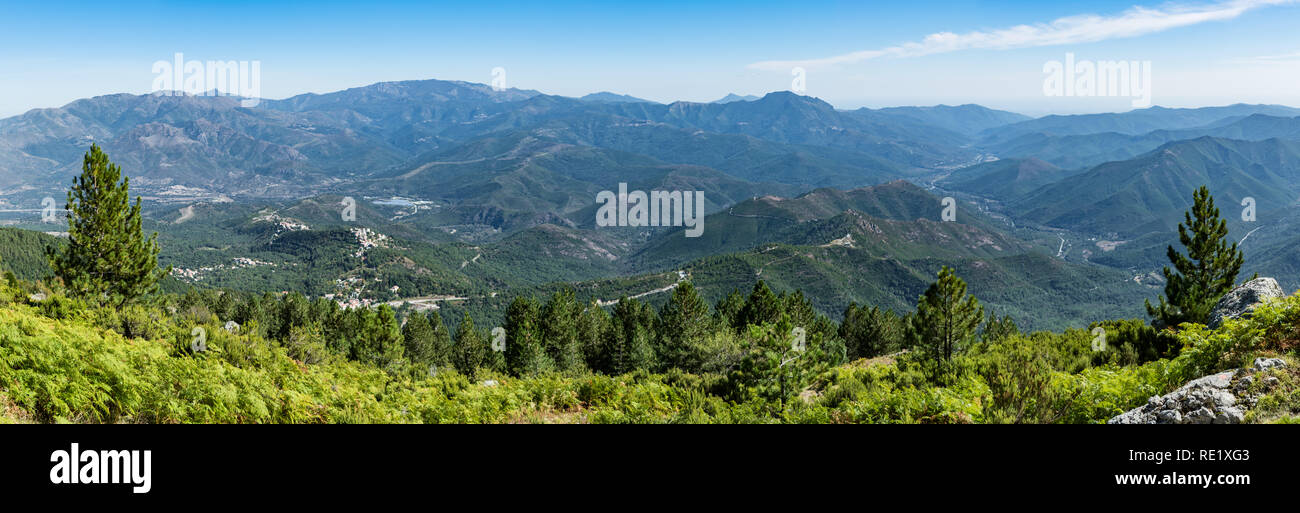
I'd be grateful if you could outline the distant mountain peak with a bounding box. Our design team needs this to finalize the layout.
[263,78,542,112]
[748,91,837,111]
[578,91,655,104]
[713,93,760,104]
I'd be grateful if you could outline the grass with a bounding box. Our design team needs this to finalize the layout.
[1,277,1298,423]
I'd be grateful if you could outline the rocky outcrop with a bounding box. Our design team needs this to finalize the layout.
[1207,277,1284,329]
[1107,358,1287,424]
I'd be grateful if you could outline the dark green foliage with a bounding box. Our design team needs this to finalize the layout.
[351,305,404,369]
[1089,319,1180,365]
[981,312,1020,343]
[725,315,828,407]
[504,296,550,376]
[48,145,170,306]
[402,311,450,368]
[911,266,984,380]
[713,289,744,329]
[839,303,909,359]
[275,293,311,342]
[780,289,844,364]
[780,289,837,340]
[212,290,237,321]
[451,314,491,378]
[973,335,1077,424]
[426,311,455,367]
[736,281,781,330]
[541,289,585,373]
[0,229,60,282]
[577,300,612,372]
[656,281,715,372]
[1147,186,1245,327]
[607,298,657,374]
[5,242,1299,424]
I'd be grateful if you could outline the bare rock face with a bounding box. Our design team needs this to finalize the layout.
[1108,370,1241,424]
[1107,358,1288,424]
[1207,277,1284,329]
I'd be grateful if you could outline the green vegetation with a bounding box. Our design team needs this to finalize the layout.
[137,178,1156,334]
[2,149,1296,424]
[1147,186,1246,327]
[48,145,170,307]
[911,266,983,381]
[5,243,1298,423]
[0,228,60,282]
[1012,137,1300,238]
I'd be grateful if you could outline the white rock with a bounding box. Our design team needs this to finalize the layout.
[1253,357,1286,372]
[1214,407,1245,424]
[1208,278,1284,329]
[1186,407,1216,424]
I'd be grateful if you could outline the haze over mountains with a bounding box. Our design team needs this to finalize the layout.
[0,79,1022,200]
[2,77,1299,330]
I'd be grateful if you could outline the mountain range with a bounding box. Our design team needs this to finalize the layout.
[3,78,1300,330]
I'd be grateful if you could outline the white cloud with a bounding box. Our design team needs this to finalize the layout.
[1240,50,1300,61]
[749,0,1295,71]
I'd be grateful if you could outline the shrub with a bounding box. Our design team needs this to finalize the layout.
[1090,319,1180,365]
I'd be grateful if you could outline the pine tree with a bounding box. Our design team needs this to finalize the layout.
[452,314,490,378]
[275,292,309,341]
[426,310,453,367]
[840,303,906,359]
[911,266,983,377]
[1146,186,1245,327]
[737,281,781,329]
[255,291,282,339]
[354,305,404,368]
[656,281,713,371]
[608,297,656,374]
[402,311,438,367]
[212,290,236,321]
[577,300,612,372]
[49,145,170,306]
[541,289,584,373]
[326,307,362,357]
[780,289,839,348]
[726,314,827,407]
[504,296,550,376]
[714,289,744,329]
[981,311,1019,343]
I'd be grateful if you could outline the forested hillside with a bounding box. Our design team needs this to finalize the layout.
[2,266,1297,424]
[5,79,1300,425]
[2,156,1295,423]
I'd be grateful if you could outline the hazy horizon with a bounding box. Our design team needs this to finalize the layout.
[8,75,1300,121]
[6,0,1300,118]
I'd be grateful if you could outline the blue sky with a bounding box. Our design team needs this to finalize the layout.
[2,0,1300,117]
